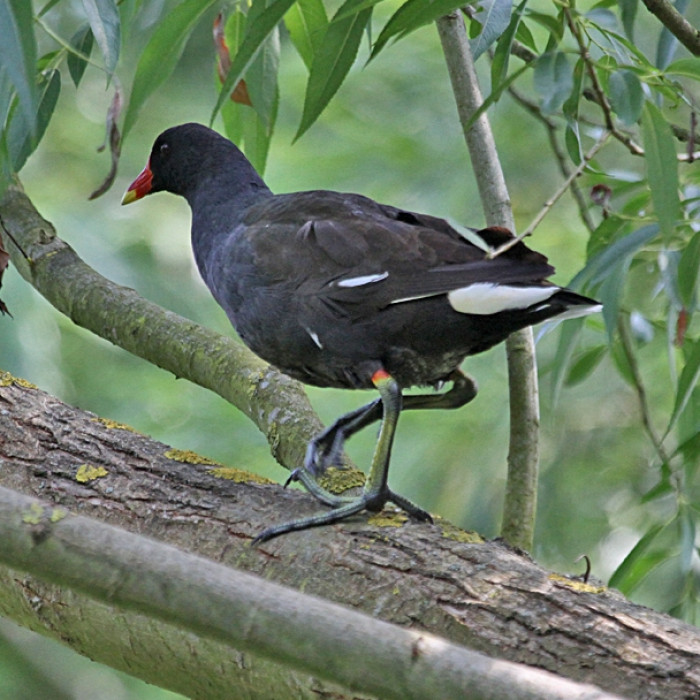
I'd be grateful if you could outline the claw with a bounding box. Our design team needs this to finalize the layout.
[283,469,302,488]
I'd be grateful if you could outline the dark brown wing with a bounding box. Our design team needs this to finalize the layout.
[241,191,554,320]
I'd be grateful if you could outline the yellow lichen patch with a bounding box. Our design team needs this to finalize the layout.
[207,467,273,485]
[548,573,606,594]
[439,521,484,544]
[22,503,44,525]
[0,371,37,389]
[50,508,68,523]
[318,467,365,495]
[367,510,408,528]
[75,464,108,483]
[164,449,220,466]
[92,417,136,432]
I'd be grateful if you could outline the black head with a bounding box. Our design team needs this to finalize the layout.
[122,123,263,204]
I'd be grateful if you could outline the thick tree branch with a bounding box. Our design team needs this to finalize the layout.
[641,0,700,56]
[436,12,539,552]
[1,376,699,699]
[0,483,626,700]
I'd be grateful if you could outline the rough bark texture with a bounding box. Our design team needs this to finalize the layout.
[0,486,627,700]
[1,375,699,700]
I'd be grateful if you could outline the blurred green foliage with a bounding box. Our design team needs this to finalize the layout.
[2,0,700,695]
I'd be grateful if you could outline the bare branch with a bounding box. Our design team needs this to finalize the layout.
[489,132,611,258]
[504,83,597,234]
[436,12,539,552]
[641,0,700,56]
[565,9,645,157]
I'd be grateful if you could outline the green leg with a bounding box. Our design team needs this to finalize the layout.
[252,369,477,544]
[303,369,477,474]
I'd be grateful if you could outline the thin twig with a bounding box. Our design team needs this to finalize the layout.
[33,15,104,72]
[505,83,597,234]
[617,317,671,467]
[488,132,610,259]
[565,7,644,157]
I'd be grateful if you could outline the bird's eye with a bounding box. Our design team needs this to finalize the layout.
[159,143,170,159]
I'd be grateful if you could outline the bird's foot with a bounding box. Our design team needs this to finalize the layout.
[252,487,432,545]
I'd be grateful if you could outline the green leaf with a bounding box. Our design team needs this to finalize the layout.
[67,24,94,88]
[550,317,584,406]
[284,0,328,70]
[618,0,636,40]
[81,0,120,76]
[370,0,471,61]
[243,101,275,174]
[0,67,11,127]
[333,0,385,22]
[7,69,61,172]
[219,10,246,146]
[212,0,297,124]
[37,0,63,16]
[569,223,659,291]
[678,231,700,309]
[470,0,512,61]
[666,339,700,438]
[641,102,680,241]
[679,506,695,574]
[608,69,643,126]
[565,345,606,386]
[514,19,536,51]
[0,0,38,135]
[123,0,217,139]
[564,121,582,165]
[610,336,635,386]
[220,99,244,149]
[246,26,280,133]
[586,215,626,260]
[580,21,654,74]
[524,10,564,45]
[600,259,628,340]
[224,7,247,52]
[562,56,584,120]
[533,51,573,114]
[491,0,528,87]
[608,523,666,593]
[665,57,700,80]
[295,1,372,140]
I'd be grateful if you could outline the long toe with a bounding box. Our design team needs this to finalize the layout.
[389,491,433,523]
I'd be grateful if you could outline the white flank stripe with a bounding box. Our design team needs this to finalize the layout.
[305,328,323,349]
[447,283,558,315]
[337,271,389,288]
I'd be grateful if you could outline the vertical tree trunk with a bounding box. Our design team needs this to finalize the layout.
[436,12,539,551]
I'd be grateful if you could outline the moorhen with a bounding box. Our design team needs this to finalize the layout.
[122,123,600,542]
